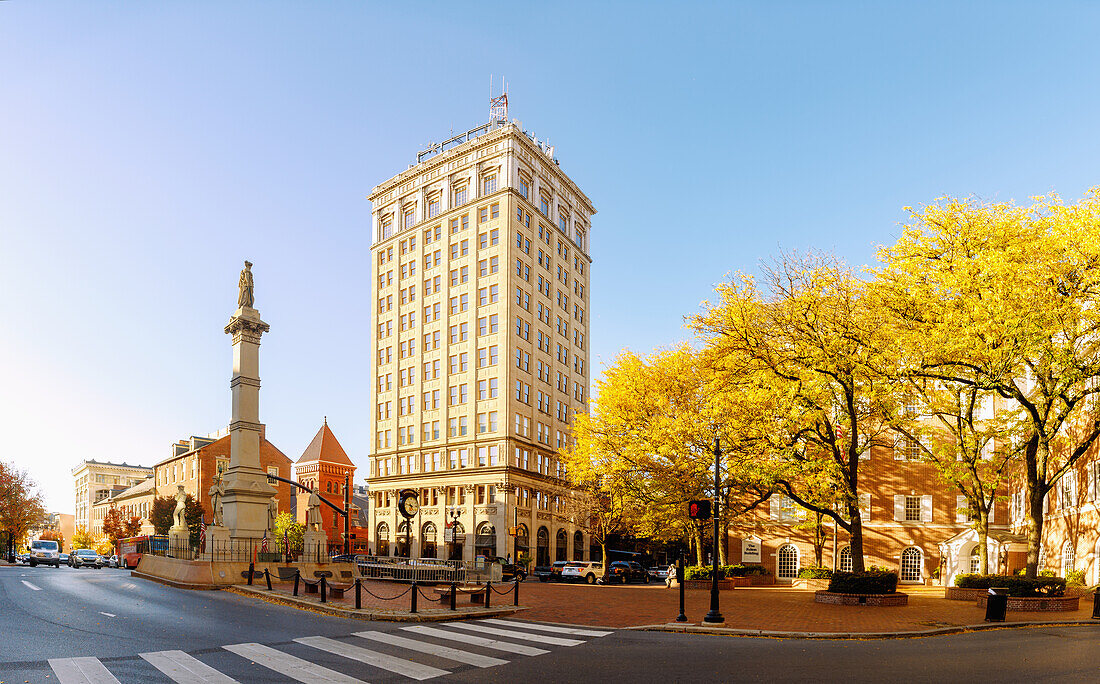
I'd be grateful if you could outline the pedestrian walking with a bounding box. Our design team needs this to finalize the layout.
[666,562,677,588]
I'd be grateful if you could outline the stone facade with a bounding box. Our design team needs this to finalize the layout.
[367,120,595,564]
[71,460,152,536]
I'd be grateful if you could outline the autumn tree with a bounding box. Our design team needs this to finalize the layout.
[877,190,1100,577]
[71,526,95,550]
[274,511,303,549]
[122,515,144,539]
[0,461,47,559]
[694,253,903,572]
[102,506,126,547]
[150,494,206,546]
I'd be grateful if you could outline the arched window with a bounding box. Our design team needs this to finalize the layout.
[447,521,465,560]
[573,531,585,561]
[376,522,389,557]
[777,544,799,580]
[475,522,496,558]
[1062,541,1075,576]
[422,522,437,559]
[515,524,529,554]
[556,529,568,562]
[900,547,923,582]
[838,545,853,572]
[969,545,981,574]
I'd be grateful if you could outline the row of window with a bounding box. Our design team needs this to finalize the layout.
[770,493,948,523]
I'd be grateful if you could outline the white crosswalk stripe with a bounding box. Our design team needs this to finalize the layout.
[140,650,239,683]
[22,580,42,591]
[223,642,363,683]
[401,624,549,656]
[444,621,584,646]
[49,657,121,684]
[480,619,613,637]
[296,635,449,680]
[354,630,509,668]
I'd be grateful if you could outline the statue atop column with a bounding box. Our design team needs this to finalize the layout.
[237,260,254,308]
[208,476,225,527]
[172,485,187,529]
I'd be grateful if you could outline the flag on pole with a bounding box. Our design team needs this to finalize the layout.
[199,516,206,552]
[261,535,268,553]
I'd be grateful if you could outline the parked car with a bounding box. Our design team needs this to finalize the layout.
[562,561,603,584]
[102,555,118,568]
[70,548,103,569]
[485,556,527,581]
[647,566,670,580]
[59,553,70,565]
[17,553,30,565]
[534,561,572,582]
[603,560,649,584]
[29,539,61,568]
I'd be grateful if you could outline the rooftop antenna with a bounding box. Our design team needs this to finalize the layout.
[490,74,508,122]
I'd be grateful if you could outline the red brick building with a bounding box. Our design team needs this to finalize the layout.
[729,436,1012,586]
[294,421,363,545]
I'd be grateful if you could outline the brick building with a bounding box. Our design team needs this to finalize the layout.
[729,436,1012,585]
[293,420,361,545]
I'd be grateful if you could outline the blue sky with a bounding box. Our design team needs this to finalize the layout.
[3,1,1099,512]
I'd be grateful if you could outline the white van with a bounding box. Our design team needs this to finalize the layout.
[30,539,60,568]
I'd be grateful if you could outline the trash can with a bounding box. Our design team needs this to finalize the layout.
[984,587,1009,622]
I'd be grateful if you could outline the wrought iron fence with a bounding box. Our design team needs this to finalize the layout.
[147,538,338,563]
[355,556,503,584]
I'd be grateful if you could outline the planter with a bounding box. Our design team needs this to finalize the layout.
[814,590,909,606]
[728,576,753,587]
[748,574,774,586]
[792,578,831,591]
[683,579,733,591]
[975,594,1079,612]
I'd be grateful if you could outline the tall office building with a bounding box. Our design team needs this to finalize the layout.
[367,115,595,566]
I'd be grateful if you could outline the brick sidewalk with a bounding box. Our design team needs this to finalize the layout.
[513,582,1098,631]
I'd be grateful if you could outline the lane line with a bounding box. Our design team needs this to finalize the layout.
[99,612,116,618]
[296,636,449,680]
[445,622,584,647]
[223,642,363,683]
[401,625,548,656]
[22,580,42,591]
[141,650,239,683]
[480,619,613,637]
[354,631,508,668]
[49,657,121,684]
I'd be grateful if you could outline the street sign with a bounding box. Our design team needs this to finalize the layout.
[688,500,712,520]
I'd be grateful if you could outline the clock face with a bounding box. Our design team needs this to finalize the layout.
[399,492,420,518]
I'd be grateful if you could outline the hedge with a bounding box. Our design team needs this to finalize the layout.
[798,566,833,579]
[954,573,1066,597]
[827,570,899,595]
[683,564,770,580]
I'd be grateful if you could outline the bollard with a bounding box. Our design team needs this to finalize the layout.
[1093,590,1100,620]
[676,556,687,622]
[355,578,362,610]
[265,568,272,591]
[293,569,300,597]
[248,561,255,585]
[411,581,418,614]
[450,582,457,611]
[514,578,519,606]
[485,581,491,609]
[321,575,328,604]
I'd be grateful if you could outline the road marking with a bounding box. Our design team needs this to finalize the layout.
[141,650,238,683]
[223,642,363,683]
[122,582,137,589]
[99,612,116,618]
[402,625,548,656]
[21,580,42,591]
[481,619,613,637]
[296,635,449,680]
[48,657,121,684]
[445,621,584,646]
[354,631,508,668]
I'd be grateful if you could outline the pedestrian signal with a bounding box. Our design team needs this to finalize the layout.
[688,500,711,520]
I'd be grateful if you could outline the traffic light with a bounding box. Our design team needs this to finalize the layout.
[688,499,711,520]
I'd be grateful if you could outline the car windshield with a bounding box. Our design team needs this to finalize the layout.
[77,550,98,557]
[32,541,58,551]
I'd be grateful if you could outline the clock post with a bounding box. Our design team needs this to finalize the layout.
[398,489,419,558]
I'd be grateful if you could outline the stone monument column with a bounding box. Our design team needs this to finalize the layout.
[221,261,276,543]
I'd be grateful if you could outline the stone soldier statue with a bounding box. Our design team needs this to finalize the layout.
[173,485,187,529]
[237,260,254,308]
[306,487,323,532]
[267,496,279,536]
[208,476,224,527]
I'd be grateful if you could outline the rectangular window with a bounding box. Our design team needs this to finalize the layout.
[483,175,497,195]
[905,496,922,522]
[454,185,467,206]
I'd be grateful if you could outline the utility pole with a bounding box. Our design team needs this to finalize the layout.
[703,437,724,624]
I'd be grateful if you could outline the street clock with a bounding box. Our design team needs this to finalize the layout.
[398,489,420,519]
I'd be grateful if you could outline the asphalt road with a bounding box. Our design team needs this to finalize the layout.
[3,564,1100,683]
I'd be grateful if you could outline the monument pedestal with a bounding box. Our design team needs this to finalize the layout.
[203,525,230,559]
[168,527,190,558]
[303,529,328,563]
[221,464,276,543]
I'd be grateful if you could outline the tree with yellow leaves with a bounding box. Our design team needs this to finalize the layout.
[877,190,1100,577]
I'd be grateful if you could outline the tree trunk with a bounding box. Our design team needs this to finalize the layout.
[1024,434,1044,580]
[692,525,704,566]
[600,541,610,580]
[976,507,990,575]
[717,519,727,566]
[849,503,866,573]
[812,512,825,567]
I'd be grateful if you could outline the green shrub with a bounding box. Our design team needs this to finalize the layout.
[684,565,714,581]
[953,573,1067,597]
[827,570,899,595]
[1065,570,1086,587]
[726,564,769,577]
[798,566,833,579]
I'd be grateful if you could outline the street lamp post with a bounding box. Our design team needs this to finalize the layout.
[703,437,724,624]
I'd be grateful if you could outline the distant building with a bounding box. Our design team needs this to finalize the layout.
[293,420,363,548]
[72,460,153,535]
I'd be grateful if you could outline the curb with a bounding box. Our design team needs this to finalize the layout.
[629,620,1100,640]
[225,584,528,622]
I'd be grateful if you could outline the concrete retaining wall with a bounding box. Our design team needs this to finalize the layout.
[135,555,358,587]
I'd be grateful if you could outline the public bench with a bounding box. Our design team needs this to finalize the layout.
[431,585,487,604]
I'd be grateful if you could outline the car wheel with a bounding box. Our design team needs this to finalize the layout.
[29,560,36,567]
[586,573,596,585]
[643,574,650,583]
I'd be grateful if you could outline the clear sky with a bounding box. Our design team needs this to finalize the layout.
[3,2,1099,512]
